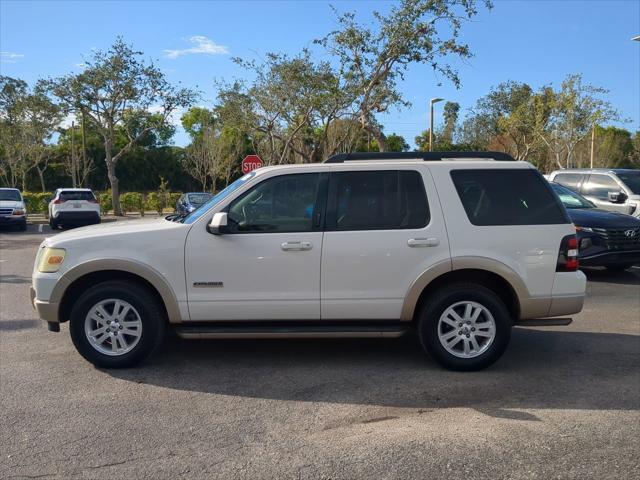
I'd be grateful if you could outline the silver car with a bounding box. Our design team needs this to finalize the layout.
[549,169,640,218]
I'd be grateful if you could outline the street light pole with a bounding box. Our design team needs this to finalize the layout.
[429,97,444,151]
[590,124,596,168]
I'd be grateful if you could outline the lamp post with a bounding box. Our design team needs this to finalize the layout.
[429,97,444,151]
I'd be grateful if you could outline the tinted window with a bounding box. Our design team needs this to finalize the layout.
[553,173,585,190]
[451,169,568,226]
[615,171,640,195]
[59,191,95,201]
[582,174,621,200]
[327,170,429,231]
[227,173,320,233]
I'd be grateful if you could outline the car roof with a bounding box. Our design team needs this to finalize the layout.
[0,187,20,191]
[551,169,631,175]
[56,188,94,192]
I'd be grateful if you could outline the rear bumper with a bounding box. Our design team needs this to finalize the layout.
[519,271,586,320]
[54,211,100,223]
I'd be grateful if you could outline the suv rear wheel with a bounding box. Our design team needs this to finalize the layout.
[69,280,166,368]
[418,283,511,371]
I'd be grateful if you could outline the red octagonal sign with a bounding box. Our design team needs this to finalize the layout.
[241,155,264,174]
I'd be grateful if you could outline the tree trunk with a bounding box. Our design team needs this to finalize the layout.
[37,167,46,193]
[105,143,122,216]
[363,121,387,152]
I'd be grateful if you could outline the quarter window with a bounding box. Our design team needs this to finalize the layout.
[451,169,568,226]
[327,170,429,231]
[227,173,321,233]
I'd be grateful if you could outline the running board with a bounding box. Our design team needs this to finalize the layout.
[515,318,573,327]
[174,321,408,339]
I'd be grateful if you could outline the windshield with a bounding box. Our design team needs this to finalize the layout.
[180,172,256,225]
[550,183,594,209]
[616,171,640,194]
[0,189,21,201]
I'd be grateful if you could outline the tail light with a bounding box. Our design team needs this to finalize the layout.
[557,234,579,272]
[52,198,64,204]
[89,199,99,204]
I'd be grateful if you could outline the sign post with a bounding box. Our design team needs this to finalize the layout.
[241,155,264,174]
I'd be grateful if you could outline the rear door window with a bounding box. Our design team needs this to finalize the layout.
[326,170,429,231]
[451,169,568,226]
[553,173,585,191]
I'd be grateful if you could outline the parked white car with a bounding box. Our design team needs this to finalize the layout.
[32,152,586,371]
[48,188,100,229]
[0,187,27,231]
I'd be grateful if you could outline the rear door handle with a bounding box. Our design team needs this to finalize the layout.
[281,241,313,251]
[408,237,439,247]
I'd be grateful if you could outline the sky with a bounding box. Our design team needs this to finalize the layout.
[1,0,639,148]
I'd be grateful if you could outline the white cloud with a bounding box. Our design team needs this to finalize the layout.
[163,36,228,59]
[1,51,24,63]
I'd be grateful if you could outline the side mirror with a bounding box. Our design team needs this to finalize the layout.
[207,212,228,235]
[608,191,627,203]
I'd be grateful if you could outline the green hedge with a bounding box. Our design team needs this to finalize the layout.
[22,192,53,215]
[21,190,183,216]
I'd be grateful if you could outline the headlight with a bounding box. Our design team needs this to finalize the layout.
[575,226,593,233]
[13,209,25,215]
[37,248,66,273]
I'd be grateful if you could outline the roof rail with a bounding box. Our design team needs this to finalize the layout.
[324,151,516,163]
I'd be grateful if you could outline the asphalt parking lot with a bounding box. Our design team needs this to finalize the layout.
[1,223,639,480]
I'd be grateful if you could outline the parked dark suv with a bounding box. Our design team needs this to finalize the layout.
[550,182,640,271]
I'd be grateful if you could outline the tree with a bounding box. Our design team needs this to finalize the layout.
[232,49,350,164]
[538,74,619,169]
[181,107,217,190]
[20,83,64,191]
[441,101,460,145]
[316,0,491,151]
[0,76,28,188]
[45,38,198,214]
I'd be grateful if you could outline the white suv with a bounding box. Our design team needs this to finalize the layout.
[48,188,101,229]
[31,152,586,371]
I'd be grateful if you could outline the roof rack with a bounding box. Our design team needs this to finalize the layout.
[324,151,516,163]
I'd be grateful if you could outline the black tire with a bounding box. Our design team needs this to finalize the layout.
[49,217,58,230]
[417,282,512,371]
[69,280,166,368]
[18,219,27,231]
[605,264,633,272]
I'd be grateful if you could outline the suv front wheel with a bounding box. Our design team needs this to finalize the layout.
[69,280,166,368]
[418,283,511,371]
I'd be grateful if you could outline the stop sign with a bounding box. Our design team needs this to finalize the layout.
[241,155,264,174]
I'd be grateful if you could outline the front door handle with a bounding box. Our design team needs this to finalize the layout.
[408,237,439,247]
[281,241,313,251]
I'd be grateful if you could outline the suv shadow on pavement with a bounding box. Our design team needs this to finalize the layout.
[106,328,640,418]
[582,267,640,285]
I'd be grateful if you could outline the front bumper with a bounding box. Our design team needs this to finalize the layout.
[30,286,60,323]
[0,214,26,225]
